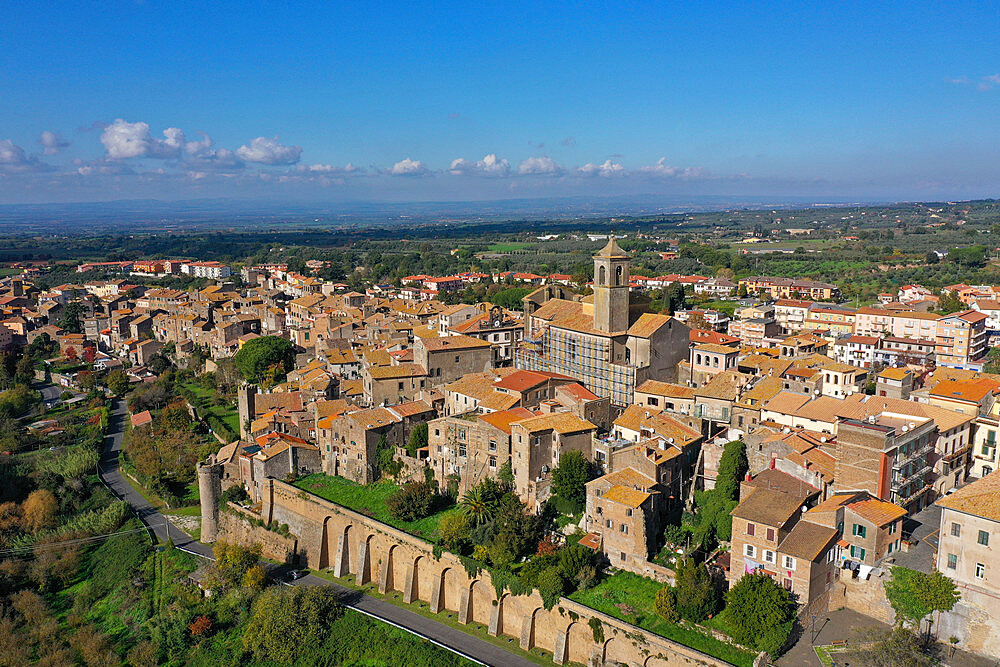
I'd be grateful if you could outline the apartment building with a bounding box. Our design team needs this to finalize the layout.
[511,412,597,510]
[936,472,1000,600]
[805,491,905,566]
[739,276,840,301]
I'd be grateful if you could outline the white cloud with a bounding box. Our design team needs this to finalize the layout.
[388,158,430,176]
[296,162,361,175]
[638,157,704,179]
[38,130,70,155]
[449,153,510,177]
[0,139,50,173]
[183,131,214,158]
[578,159,624,177]
[518,156,563,175]
[101,119,184,159]
[235,136,303,165]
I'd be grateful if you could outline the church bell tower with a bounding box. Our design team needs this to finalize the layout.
[593,237,630,333]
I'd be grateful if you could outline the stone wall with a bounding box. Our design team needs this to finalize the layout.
[210,475,733,666]
[834,571,1000,660]
[217,505,298,563]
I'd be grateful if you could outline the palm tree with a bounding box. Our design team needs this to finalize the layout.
[460,486,492,526]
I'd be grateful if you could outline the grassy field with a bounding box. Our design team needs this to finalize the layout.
[294,473,460,541]
[179,379,241,434]
[568,571,755,667]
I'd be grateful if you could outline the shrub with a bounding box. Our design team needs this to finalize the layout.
[654,586,679,622]
[536,565,566,609]
[438,511,471,551]
[386,481,436,521]
[673,558,719,622]
[721,573,795,656]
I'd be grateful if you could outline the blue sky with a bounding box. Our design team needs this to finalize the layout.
[1,1,999,204]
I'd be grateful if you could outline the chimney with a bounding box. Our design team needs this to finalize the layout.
[744,472,753,482]
[288,442,297,473]
[769,455,776,470]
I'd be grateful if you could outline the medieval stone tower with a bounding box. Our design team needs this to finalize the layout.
[237,385,256,441]
[197,460,223,543]
[593,237,630,333]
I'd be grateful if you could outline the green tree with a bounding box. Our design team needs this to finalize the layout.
[406,423,428,457]
[438,511,471,551]
[984,347,1000,374]
[715,440,748,501]
[536,565,566,609]
[925,251,939,264]
[654,586,679,623]
[57,302,85,333]
[883,567,960,628]
[673,558,719,622]
[232,335,295,383]
[497,460,514,486]
[386,480,436,521]
[551,450,593,513]
[106,370,129,396]
[243,587,344,664]
[721,572,795,656]
[936,291,964,315]
[491,287,532,310]
[558,543,597,582]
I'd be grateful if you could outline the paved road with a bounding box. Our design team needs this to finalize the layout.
[97,397,535,667]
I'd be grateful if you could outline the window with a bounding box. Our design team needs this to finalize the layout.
[947,553,958,569]
[458,444,467,457]
[620,552,626,563]
[621,524,629,535]
[596,506,602,515]
[488,456,497,469]
[745,544,756,558]
[888,521,897,535]
[826,549,835,564]
[434,429,440,437]
[398,381,404,391]
[783,555,796,570]
[606,519,613,529]
[852,524,867,539]
[647,397,659,407]
[489,440,497,452]
[747,523,755,536]
[976,563,986,579]
[979,530,990,547]
[951,522,962,537]
[764,550,775,564]
[766,527,775,541]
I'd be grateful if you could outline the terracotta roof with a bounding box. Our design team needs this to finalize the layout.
[878,368,912,381]
[731,488,805,526]
[693,342,740,355]
[130,410,152,427]
[478,407,538,434]
[847,499,907,527]
[603,484,651,508]
[635,380,695,399]
[929,379,998,403]
[744,469,819,501]
[494,370,570,393]
[578,532,602,550]
[556,382,601,402]
[513,412,596,435]
[937,470,1000,522]
[367,363,426,379]
[777,521,838,562]
[694,370,749,401]
[627,313,674,338]
[807,492,862,515]
[597,467,657,490]
[420,334,492,351]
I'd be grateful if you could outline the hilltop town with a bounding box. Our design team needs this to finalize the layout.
[2,214,1000,667]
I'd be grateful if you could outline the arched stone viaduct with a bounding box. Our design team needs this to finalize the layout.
[213,476,734,667]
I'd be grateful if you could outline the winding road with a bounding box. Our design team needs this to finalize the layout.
[96,397,536,667]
